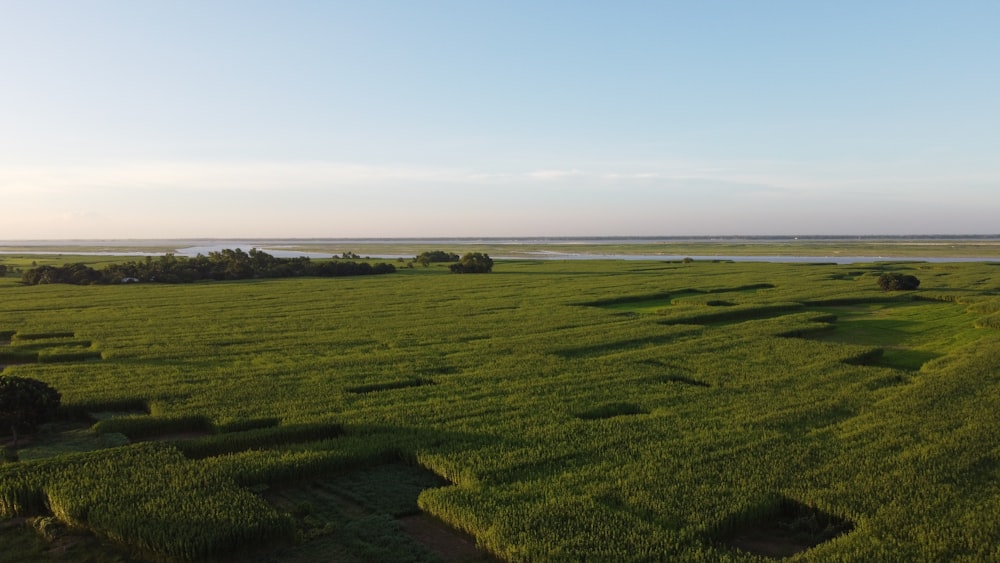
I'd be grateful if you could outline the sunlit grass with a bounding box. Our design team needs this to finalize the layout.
[2,258,1000,560]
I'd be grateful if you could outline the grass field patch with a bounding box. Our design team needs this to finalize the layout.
[661,375,712,387]
[3,258,1000,560]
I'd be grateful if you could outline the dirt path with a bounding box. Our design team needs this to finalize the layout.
[399,514,493,562]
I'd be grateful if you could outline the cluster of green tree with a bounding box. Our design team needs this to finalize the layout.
[450,252,494,273]
[877,272,921,291]
[415,250,460,266]
[0,376,60,450]
[20,248,396,285]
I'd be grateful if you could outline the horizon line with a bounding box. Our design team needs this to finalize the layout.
[3,234,1000,244]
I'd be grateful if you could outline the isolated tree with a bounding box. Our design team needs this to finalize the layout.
[415,251,460,267]
[0,376,61,447]
[450,252,494,273]
[877,272,920,291]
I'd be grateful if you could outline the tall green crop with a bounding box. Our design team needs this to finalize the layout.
[2,259,1000,560]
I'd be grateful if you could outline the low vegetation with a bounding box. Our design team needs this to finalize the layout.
[19,248,396,285]
[0,376,61,449]
[1,257,1000,561]
[876,272,921,291]
[450,252,494,274]
[416,250,461,266]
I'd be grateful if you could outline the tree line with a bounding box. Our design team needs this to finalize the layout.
[20,248,397,285]
[412,250,494,273]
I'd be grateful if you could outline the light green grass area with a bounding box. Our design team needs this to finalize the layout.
[807,301,983,371]
[2,258,1000,561]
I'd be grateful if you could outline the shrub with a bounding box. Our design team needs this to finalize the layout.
[450,253,494,274]
[415,250,460,266]
[877,273,921,291]
[0,376,61,447]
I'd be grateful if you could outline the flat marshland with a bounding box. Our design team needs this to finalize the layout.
[2,256,1000,561]
[4,236,1000,260]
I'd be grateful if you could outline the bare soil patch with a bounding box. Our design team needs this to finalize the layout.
[399,513,493,562]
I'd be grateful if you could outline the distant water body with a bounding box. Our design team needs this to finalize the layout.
[512,253,996,264]
[1,237,998,264]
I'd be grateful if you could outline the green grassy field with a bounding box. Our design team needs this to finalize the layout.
[2,257,1000,561]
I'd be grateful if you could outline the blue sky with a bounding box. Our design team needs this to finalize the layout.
[2,1,998,238]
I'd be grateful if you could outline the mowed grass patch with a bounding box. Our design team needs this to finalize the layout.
[0,516,146,563]
[13,422,130,462]
[805,300,981,371]
[260,463,489,562]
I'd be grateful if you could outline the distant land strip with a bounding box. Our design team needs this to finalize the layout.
[1,236,1000,260]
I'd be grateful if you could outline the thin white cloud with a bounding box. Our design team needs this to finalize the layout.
[524,169,585,180]
[2,158,997,205]
[0,161,472,194]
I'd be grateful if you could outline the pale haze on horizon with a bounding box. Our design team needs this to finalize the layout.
[2,1,998,239]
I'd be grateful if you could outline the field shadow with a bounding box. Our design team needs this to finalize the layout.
[554,334,688,359]
[346,377,436,394]
[582,284,777,315]
[659,304,805,326]
[575,402,649,420]
[842,347,941,372]
[714,497,854,559]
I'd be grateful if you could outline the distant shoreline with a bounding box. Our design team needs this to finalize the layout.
[3,235,1000,244]
[2,236,1000,261]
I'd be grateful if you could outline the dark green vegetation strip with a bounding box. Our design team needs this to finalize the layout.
[12,331,77,341]
[19,248,396,285]
[0,331,102,369]
[2,259,1000,561]
[172,422,345,459]
[575,402,648,420]
[92,415,213,440]
[346,378,434,394]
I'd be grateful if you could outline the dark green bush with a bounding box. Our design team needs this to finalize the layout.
[877,272,921,291]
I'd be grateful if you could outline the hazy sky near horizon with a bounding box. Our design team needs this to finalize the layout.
[2,1,999,239]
